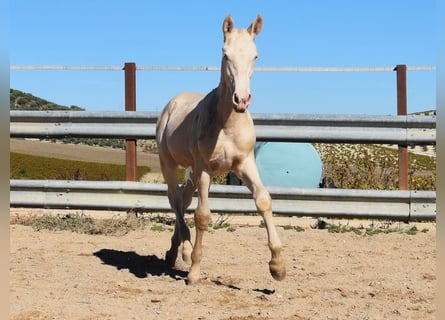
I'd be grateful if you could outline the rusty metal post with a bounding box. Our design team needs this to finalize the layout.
[395,64,408,190]
[124,62,137,181]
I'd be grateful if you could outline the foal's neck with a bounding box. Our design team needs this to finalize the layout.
[215,78,248,127]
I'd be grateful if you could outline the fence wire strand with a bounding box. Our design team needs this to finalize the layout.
[10,65,436,72]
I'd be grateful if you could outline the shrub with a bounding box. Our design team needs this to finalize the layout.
[314,143,435,190]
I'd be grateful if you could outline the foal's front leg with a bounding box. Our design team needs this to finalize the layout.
[236,156,286,281]
[187,170,211,285]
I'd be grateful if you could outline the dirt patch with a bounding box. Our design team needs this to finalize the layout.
[10,209,436,319]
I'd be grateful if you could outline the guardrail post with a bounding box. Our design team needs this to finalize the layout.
[395,64,408,190]
[124,62,137,181]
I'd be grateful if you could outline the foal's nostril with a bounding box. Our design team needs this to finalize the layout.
[233,93,251,106]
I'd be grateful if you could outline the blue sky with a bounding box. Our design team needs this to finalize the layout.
[10,0,436,115]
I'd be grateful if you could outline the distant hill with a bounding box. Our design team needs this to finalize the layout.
[9,89,124,149]
[413,109,436,116]
[10,89,85,111]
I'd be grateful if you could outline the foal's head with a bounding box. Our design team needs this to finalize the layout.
[221,14,263,113]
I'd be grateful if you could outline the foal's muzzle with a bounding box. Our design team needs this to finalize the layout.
[233,93,251,113]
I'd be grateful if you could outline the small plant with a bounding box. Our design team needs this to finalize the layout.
[144,213,175,226]
[283,225,305,232]
[327,224,363,235]
[18,168,26,177]
[405,226,418,235]
[364,227,382,236]
[208,214,236,232]
[212,214,232,229]
[317,219,429,236]
[226,226,236,232]
[186,219,195,229]
[150,224,170,232]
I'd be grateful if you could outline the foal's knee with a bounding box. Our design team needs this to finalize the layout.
[194,208,211,230]
[254,189,272,213]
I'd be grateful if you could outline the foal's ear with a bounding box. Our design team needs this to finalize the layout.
[223,14,234,40]
[247,14,263,39]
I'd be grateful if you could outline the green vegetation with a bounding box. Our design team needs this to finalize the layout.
[312,218,430,236]
[10,152,151,181]
[179,143,436,190]
[11,213,430,236]
[15,141,432,189]
[48,138,126,149]
[11,212,152,236]
[150,223,172,232]
[314,143,435,190]
[282,225,305,232]
[209,214,236,232]
[10,88,84,111]
[10,212,239,235]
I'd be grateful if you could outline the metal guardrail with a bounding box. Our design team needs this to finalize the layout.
[9,180,436,221]
[10,111,436,144]
[9,111,436,221]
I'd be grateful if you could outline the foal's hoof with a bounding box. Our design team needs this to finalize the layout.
[269,258,286,281]
[186,268,201,285]
[186,277,201,286]
[186,274,201,286]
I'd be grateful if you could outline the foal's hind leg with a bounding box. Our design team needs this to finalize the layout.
[161,161,193,267]
[177,168,197,264]
[235,156,286,281]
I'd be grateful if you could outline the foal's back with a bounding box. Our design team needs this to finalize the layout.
[156,90,218,170]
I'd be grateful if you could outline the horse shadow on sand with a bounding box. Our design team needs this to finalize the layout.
[93,249,277,294]
[93,249,188,281]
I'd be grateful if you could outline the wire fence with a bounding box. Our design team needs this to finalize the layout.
[10,65,436,72]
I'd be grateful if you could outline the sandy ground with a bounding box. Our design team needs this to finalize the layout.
[10,209,436,320]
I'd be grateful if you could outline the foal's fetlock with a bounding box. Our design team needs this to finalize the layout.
[181,241,193,265]
[269,257,286,281]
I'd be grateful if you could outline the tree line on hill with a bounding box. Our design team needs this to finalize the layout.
[10,89,85,111]
[10,89,124,149]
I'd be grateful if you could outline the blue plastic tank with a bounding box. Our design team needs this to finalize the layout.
[254,142,323,188]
